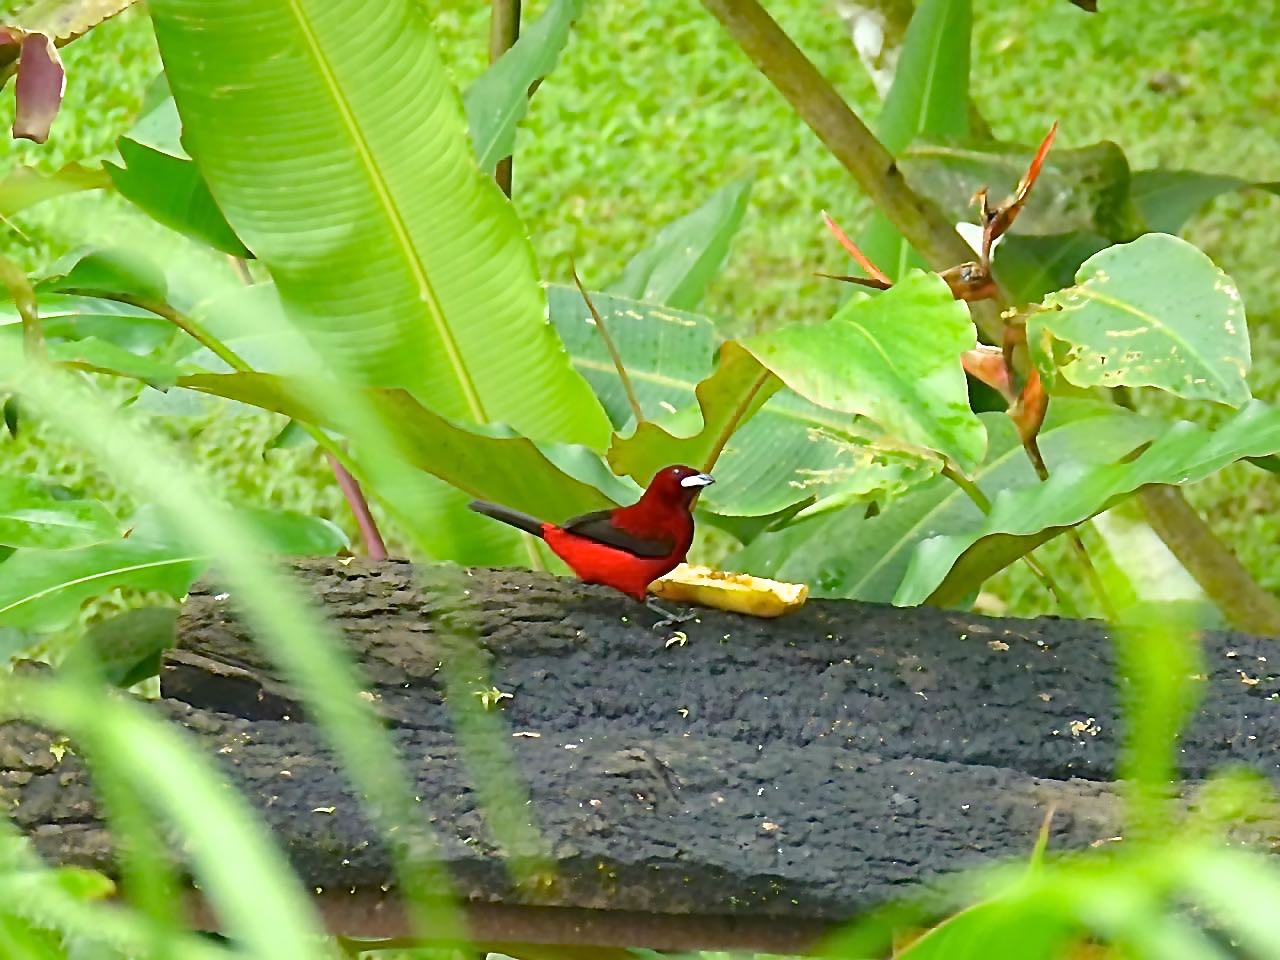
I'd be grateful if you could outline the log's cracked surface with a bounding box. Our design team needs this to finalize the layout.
[3,558,1278,949]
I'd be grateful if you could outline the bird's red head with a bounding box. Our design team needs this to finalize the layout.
[643,464,715,509]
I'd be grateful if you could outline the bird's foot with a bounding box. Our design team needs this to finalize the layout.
[645,597,695,643]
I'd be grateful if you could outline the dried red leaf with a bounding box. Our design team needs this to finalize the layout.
[1011,367,1048,445]
[814,271,893,291]
[982,122,1059,250]
[961,345,1015,404]
[12,32,64,142]
[821,209,892,286]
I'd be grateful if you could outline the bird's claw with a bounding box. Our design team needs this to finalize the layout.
[646,597,694,642]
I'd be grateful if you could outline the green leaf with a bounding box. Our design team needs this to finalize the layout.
[464,0,584,175]
[67,606,178,688]
[729,401,1157,602]
[0,539,201,631]
[899,399,1280,606]
[552,284,942,516]
[608,179,753,310]
[177,371,616,522]
[0,293,174,353]
[127,502,349,556]
[1033,233,1251,406]
[859,0,971,281]
[148,0,610,449]
[262,418,313,457]
[0,163,109,221]
[0,476,119,549]
[2,0,137,42]
[106,138,250,257]
[991,231,1110,305]
[1130,169,1280,235]
[743,271,984,469]
[900,138,1145,241]
[37,247,168,304]
[45,336,178,388]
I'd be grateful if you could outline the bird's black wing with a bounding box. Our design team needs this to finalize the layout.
[560,509,675,558]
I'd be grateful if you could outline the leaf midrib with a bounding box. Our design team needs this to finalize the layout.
[0,555,198,618]
[285,0,487,421]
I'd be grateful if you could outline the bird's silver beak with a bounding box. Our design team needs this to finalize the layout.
[680,473,716,488]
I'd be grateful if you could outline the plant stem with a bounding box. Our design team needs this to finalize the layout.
[489,0,522,197]
[325,453,387,560]
[570,263,645,425]
[1140,485,1280,636]
[940,461,990,513]
[697,0,1004,340]
[70,289,391,560]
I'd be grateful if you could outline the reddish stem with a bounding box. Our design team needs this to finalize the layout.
[326,453,387,560]
[821,210,893,286]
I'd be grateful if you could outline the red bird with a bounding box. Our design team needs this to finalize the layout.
[468,464,714,622]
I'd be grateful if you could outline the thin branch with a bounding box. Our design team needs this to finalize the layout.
[570,262,645,425]
[488,0,522,197]
[700,368,773,474]
[1067,529,1116,622]
[821,209,892,285]
[1020,552,1076,616]
[697,0,1004,339]
[939,461,991,513]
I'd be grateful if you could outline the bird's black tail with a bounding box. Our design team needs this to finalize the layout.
[467,500,546,539]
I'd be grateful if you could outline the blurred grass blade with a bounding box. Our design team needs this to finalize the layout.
[858,0,971,280]
[179,371,617,519]
[9,678,334,959]
[608,178,753,310]
[148,0,610,449]
[0,476,120,550]
[465,0,585,175]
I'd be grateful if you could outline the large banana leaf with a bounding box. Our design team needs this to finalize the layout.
[147,0,610,450]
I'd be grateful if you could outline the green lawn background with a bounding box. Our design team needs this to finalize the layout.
[2,0,1277,617]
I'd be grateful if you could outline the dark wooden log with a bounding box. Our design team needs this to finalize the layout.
[3,558,1278,951]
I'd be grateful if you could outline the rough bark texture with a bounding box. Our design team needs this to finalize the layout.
[3,558,1278,948]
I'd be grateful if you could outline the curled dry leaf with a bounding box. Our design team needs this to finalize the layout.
[649,563,808,618]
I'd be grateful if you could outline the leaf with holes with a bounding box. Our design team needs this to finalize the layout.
[728,401,1158,602]
[551,284,941,517]
[609,179,753,311]
[148,0,609,449]
[898,400,1280,606]
[1032,233,1251,406]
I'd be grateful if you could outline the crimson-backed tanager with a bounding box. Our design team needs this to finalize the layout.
[468,464,714,625]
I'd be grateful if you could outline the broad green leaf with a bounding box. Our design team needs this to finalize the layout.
[729,401,1157,602]
[106,138,250,257]
[127,502,348,556]
[148,0,610,449]
[1033,233,1251,406]
[859,0,970,280]
[0,293,173,353]
[45,336,178,387]
[899,400,1280,606]
[548,283,720,429]
[2,0,136,41]
[900,138,1145,241]
[991,230,1110,305]
[464,0,584,175]
[0,476,119,549]
[37,247,168,304]
[0,163,109,220]
[125,87,185,158]
[66,606,178,687]
[0,539,201,631]
[608,179,753,310]
[263,418,313,456]
[178,371,616,521]
[551,284,941,516]
[743,271,984,469]
[1131,169,1280,235]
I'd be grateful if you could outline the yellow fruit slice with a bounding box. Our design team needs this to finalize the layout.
[648,563,808,618]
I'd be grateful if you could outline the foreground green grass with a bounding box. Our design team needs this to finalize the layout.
[3,1,1278,615]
